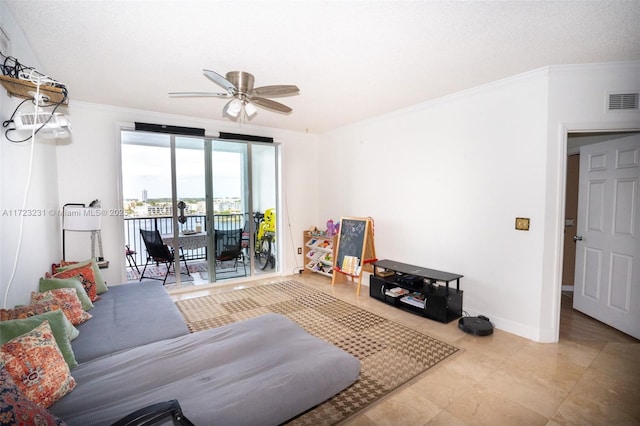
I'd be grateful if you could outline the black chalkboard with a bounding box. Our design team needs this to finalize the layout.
[335,217,368,270]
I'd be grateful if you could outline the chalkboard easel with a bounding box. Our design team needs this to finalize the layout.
[332,216,377,295]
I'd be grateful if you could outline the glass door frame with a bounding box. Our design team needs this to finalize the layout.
[119,127,281,286]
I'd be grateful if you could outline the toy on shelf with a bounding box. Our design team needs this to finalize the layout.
[326,219,336,237]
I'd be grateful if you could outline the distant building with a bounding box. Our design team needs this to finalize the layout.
[124,197,242,217]
[141,189,148,202]
[214,198,241,212]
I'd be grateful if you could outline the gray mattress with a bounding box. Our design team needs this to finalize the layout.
[51,313,360,425]
[71,281,190,363]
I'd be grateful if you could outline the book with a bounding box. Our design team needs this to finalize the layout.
[385,287,409,298]
[400,293,426,309]
[341,255,360,275]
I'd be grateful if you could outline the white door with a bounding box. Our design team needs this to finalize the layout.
[574,134,640,339]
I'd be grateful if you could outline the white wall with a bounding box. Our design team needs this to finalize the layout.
[320,69,551,340]
[56,102,319,286]
[1,4,62,308]
[319,62,640,342]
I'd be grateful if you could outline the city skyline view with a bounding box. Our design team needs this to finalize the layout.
[123,196,243,217]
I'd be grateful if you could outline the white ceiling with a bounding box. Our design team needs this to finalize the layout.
[4,1,640,134]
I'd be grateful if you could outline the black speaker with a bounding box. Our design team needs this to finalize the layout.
[219,132,273,143]
[135,122,205,137]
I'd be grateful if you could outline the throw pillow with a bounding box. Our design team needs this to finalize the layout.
[0,367,67,425]
[0,321,76,408]
[31,288,92,326]
[2,308,79,341]
[0,310,79,370]
[0,299,61,321]
[52,263,99,302]
[57,258,108,294]
[39,276,94,311]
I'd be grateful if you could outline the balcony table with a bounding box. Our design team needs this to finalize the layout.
[161,231,208,250]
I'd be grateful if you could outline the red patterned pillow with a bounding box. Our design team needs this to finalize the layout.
[0,299,61,322]
[52,263,99,302]
[58,260,78,268]
[0,367,66,425]
[0,321,76,408]
[31,289,92,326]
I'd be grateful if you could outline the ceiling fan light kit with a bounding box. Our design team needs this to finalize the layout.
[244,101,257,118]
[170,69,298,121]
[223,98,243,118]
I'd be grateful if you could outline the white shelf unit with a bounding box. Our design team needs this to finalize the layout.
[303,232,335,277]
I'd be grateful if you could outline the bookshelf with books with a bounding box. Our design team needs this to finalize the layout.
[370,259,464,323]
[303,231,336,277]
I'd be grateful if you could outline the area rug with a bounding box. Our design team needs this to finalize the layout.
[126,261,208,281]
[175,280,461,425]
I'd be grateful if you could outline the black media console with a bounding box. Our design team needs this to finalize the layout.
[369,259,463,323]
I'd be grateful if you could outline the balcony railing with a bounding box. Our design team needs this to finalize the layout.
[124,213,248,265]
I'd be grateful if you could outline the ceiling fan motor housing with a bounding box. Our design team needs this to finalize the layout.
[226,71,255,96]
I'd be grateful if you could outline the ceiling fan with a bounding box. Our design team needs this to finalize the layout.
[169,69,299,120]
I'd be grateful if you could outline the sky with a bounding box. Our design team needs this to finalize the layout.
[121,144,242,200]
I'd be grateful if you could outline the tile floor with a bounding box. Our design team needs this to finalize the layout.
[170,273,640,426]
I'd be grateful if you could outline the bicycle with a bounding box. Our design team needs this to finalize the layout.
[253,209,276,270]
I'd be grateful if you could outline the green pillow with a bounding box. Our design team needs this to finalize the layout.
[39,277,94,311]
[56,258,108,294]
[0,310,78,369]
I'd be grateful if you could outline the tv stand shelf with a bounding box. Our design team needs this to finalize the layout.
[369,259,463,323]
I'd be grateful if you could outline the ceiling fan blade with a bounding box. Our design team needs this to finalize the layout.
[169,91,229,98]
[250,97,293,113]
[252,85,299,97]
[203,69,237,94]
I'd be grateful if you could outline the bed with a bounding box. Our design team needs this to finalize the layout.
[49,313,361,425]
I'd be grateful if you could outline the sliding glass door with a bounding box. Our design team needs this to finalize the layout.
[121,129,278,286]
[250,143,278,273]
[208,140,249,281]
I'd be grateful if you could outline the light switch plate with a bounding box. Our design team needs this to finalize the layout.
[515,217,530,231]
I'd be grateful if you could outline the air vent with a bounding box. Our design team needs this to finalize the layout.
[608,93,639,110]
[17,112,52,126]
[14,112,69,131]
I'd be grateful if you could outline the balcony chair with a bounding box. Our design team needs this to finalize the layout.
[125,245,140,274]
[214,228,246,276]
[139,229,190,285]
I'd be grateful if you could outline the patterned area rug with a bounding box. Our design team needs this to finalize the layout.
[126,261,208,281]
[175,280,461,425]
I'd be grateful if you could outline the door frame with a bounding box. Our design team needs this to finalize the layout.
[116,126,282,285]
[555,121,640,341]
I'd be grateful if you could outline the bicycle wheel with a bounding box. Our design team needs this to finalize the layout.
[269,238,276,269]
[257,237,271,270]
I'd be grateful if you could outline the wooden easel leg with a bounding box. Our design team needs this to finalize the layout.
[331,271,337,287]
[356,274,362,296]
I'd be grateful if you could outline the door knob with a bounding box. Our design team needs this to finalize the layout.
[573,235,583,242]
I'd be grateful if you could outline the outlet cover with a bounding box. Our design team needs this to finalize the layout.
[297,247,302,255]
[515,217,530,231]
